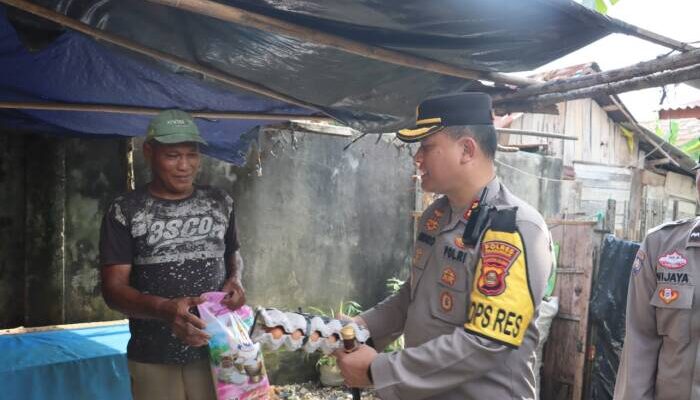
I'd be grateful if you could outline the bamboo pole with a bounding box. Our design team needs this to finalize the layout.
[496,49,700,101]
[0,101,333,121]
[496,63,700,112]
[0,319,128,335]
[144,0,538,87]
[607,16,695,53]
[496,128,578,141]
[608,96,680,167]
[539,0,694,53]
[0,0,324,113]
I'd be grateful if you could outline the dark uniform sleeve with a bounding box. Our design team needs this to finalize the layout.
[613,239,659,400]
[370,220,551,400]
[99,202,133,266]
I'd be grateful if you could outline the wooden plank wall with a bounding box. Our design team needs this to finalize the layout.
[506,99,639,167]
[542,222,598,400]
[574,163,632,236]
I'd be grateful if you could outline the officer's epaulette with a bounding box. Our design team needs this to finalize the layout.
[489,206,518,233]
[646,217,695,235]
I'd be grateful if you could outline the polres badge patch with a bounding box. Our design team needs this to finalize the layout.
[632,249,646,275]
[658,251,688,269]
[465,229,534,348]
[477,241,522,296]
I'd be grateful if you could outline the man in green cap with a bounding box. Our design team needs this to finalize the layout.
[335,93,553,399]
[99,110,246,400]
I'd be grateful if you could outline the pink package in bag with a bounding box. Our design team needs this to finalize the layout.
[198,292,270,400]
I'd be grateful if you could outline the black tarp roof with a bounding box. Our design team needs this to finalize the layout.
[4,0,616,163]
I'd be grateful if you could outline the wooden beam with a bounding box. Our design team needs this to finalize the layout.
[497,49,700,102]
[144,0,538,88]
[608,96,681,167]
[496,127,578,141]
[496,63,700,114]
[607,16,696,52]
[0,101,333,122]
[0,319,128,335]
[0,0,324,113]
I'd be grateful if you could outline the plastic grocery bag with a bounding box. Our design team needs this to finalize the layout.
[198,292,270,400]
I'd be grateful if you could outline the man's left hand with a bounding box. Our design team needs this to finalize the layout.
[221,279,246,310]
[334,344,378,388]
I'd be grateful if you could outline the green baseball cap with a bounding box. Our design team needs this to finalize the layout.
[146,109,207,145]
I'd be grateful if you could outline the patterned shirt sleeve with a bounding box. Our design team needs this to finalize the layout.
[224,197,240,257]
[99,200,133,266]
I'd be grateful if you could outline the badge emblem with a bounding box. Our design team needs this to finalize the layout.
[412,248,424,266]
[425,218,439,231]
[632,250,646,275]
[659,287,679,304]
[477,240,521,296]
[632,258,642,275]
[441,267,457,287]
[424,209,444,232]
[658,251,688,269]
[462,199,480,221]
[440,291,453,312]
[454,237,467,250]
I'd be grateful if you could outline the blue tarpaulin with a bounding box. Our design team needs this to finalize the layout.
[1,0,616,164]
[0,323,132,400]
[0,6,308,164]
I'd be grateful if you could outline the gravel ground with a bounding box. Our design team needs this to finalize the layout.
[271,382,379,400]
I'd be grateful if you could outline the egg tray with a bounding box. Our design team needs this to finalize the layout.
[249,308,370,354]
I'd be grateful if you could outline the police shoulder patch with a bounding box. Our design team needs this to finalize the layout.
[464,228,534,348]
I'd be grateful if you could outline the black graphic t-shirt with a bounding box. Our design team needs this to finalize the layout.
[99,185,239,364]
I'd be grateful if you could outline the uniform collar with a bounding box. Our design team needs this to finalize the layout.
[686,217,700,248]
[440,176,501,233]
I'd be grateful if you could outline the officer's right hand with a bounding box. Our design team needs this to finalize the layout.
[160,296,211,347]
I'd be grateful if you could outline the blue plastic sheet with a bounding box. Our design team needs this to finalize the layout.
[0,323,132,400]
[0,6,309,164]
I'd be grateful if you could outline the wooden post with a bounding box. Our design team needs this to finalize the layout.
[605,199,617,235]
[672,200,679,220]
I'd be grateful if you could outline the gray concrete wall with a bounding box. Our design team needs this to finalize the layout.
[0,132,126,328]
[0,132,26,328]
[496,151,564,219]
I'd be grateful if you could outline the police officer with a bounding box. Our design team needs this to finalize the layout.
[614,156,700,400]
[334,93,553,399]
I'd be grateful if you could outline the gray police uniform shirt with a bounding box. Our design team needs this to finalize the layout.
[361,177,552,400]
[99,185,239,365]
[614,216,700,400]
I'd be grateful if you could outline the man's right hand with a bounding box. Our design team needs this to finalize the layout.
[159,296,210,347]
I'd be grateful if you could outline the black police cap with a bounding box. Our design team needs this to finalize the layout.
[397,92,494,143]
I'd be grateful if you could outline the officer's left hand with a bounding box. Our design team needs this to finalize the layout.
[334,344,378,388]
[221,279,246,311]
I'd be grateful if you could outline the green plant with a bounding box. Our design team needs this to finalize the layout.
[308,299,364,370]
[384,277,406,353]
